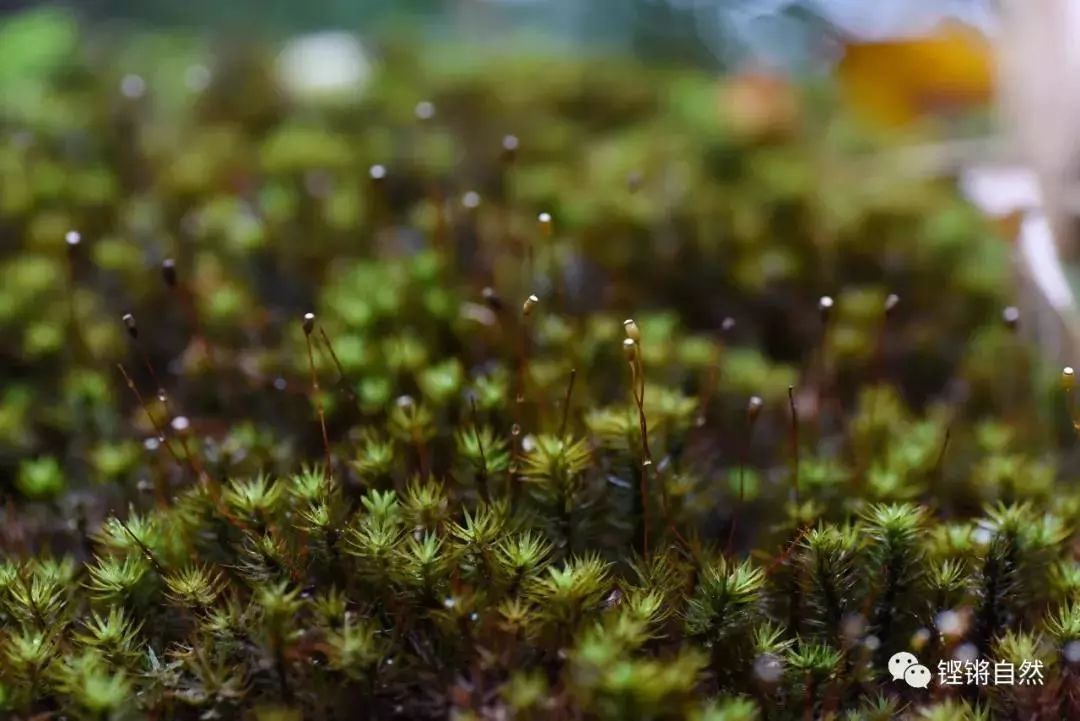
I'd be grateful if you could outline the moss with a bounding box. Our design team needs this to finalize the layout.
[0,11,1076,721]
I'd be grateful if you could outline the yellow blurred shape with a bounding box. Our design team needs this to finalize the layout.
[838,24,993,127]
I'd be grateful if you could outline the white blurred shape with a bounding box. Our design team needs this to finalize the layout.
[809,0,996,41]
[184,65,212,93]
[121,73,146,99]
[277,32,371,101]
[960,166,1041,218]
[934,609,964,637]
[753,653,784,683]
[999,0,1080,258]
[1021,213,1075,312]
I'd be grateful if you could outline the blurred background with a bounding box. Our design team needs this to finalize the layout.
[3,0,1076,526]
[6,1,997,72]
[11,0,1073,354]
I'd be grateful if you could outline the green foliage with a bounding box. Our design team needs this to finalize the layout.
[224,474,285,526]
[531,554,611,629]
[16,456,65,499]
[0,12,1076,721]
[84,555,150,605]
[164,565,226,609]
[72,607,143,668]
[684,557,765,643]
[799,525,862,641]
[323,615,386,680]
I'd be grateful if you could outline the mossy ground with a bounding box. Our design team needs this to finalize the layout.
[0,14,1078,721]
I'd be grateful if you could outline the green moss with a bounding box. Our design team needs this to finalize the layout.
[0,13,1075,721]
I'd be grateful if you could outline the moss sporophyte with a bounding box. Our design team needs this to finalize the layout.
[0,14,1078,721]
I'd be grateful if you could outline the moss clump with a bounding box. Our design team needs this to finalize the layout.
[0,11,1077,721]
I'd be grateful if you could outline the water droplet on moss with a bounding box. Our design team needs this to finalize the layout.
[818,295,834,320]
[884,293,900,316]
[184,65,211,92]
[414,100,435,120]
[161,258,177,287]
[953,643,978,663]
[1002,305,1020,330]
[123,313,138,339]
[121,73,146,99]
[753,653,783,683]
